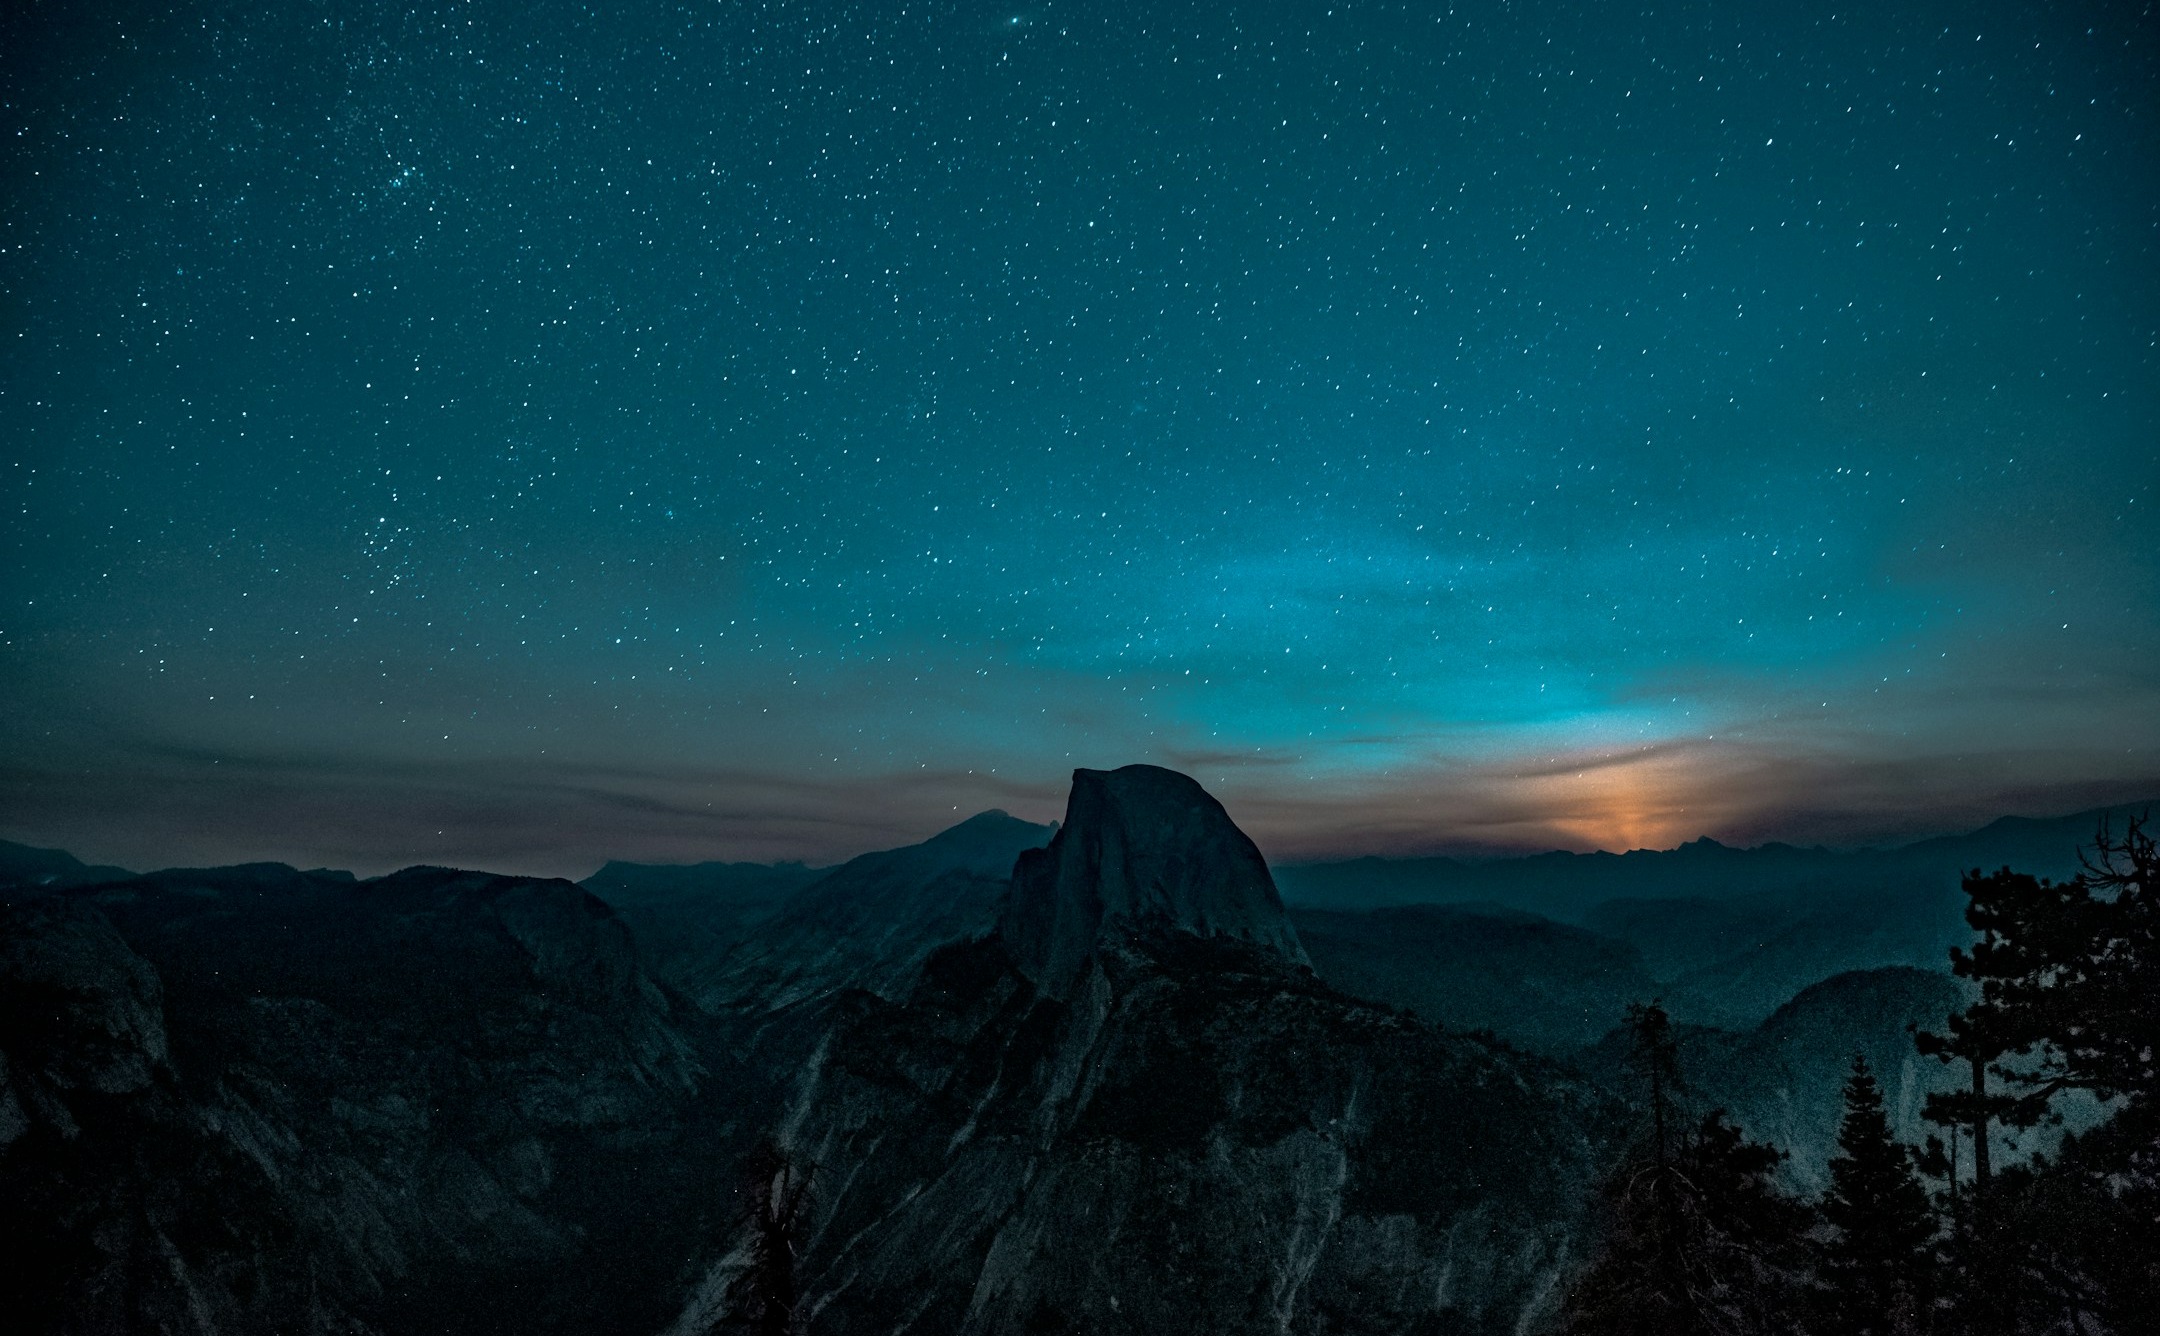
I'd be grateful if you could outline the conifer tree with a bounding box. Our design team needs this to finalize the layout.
[1818,1056,1936,1336]
[1917,815,2160,1188]
[1561,1004,1815,1336]
[1914,813,2157,1333]
[1914,870,2035,1199]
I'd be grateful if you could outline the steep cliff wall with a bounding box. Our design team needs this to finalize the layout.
[678,766,1618,1336]
[1000,766,1306,999]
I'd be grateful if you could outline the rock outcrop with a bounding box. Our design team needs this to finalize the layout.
[999,765,1306,997]
[0,865,732,1336]
[674,766,1618,1336]
[0,812,1073,1335]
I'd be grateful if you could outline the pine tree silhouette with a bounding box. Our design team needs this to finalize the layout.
[1818,1056,1936,1336]
[1914,868,2035,1200]
[1561,1003,1815,1336]
[1913,813,2158,1333]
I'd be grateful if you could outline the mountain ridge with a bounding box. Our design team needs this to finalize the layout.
[1272,799,2155,920]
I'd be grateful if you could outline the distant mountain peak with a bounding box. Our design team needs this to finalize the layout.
[922,808,1040,845]
[0,838,134,890]
[997,764,1306,997]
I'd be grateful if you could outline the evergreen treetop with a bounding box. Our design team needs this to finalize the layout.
[1819,1055,1936,1336]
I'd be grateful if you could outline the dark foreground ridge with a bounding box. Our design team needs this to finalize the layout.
[0,864,721,1336]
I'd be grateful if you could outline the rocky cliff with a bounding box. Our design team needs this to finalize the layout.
[0,798,1095,1335]
[674,766,1620,1336]
[0,865,735,1336]
[999,765,1306,998]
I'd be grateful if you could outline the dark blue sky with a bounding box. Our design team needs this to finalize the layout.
[4,0,2155,874]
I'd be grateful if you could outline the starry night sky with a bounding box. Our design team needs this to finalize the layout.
[4,0,2156,875]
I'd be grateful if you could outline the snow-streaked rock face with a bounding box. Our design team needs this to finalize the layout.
[1000,765,1307,997]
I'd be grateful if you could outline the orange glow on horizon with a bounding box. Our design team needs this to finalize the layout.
[1524,750,1712,853]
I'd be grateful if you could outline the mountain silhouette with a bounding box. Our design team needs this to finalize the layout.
[673,766,1615,1336]
[1000,764,1307,997]
[7,787,2142,1334]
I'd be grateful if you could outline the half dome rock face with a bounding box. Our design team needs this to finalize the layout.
[999,764,1306,995]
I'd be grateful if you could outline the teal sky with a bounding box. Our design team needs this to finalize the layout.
[3,0,2155,874]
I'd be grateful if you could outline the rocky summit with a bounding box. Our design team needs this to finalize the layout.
[673,765,1618,1336]
[999,764,1309,998]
